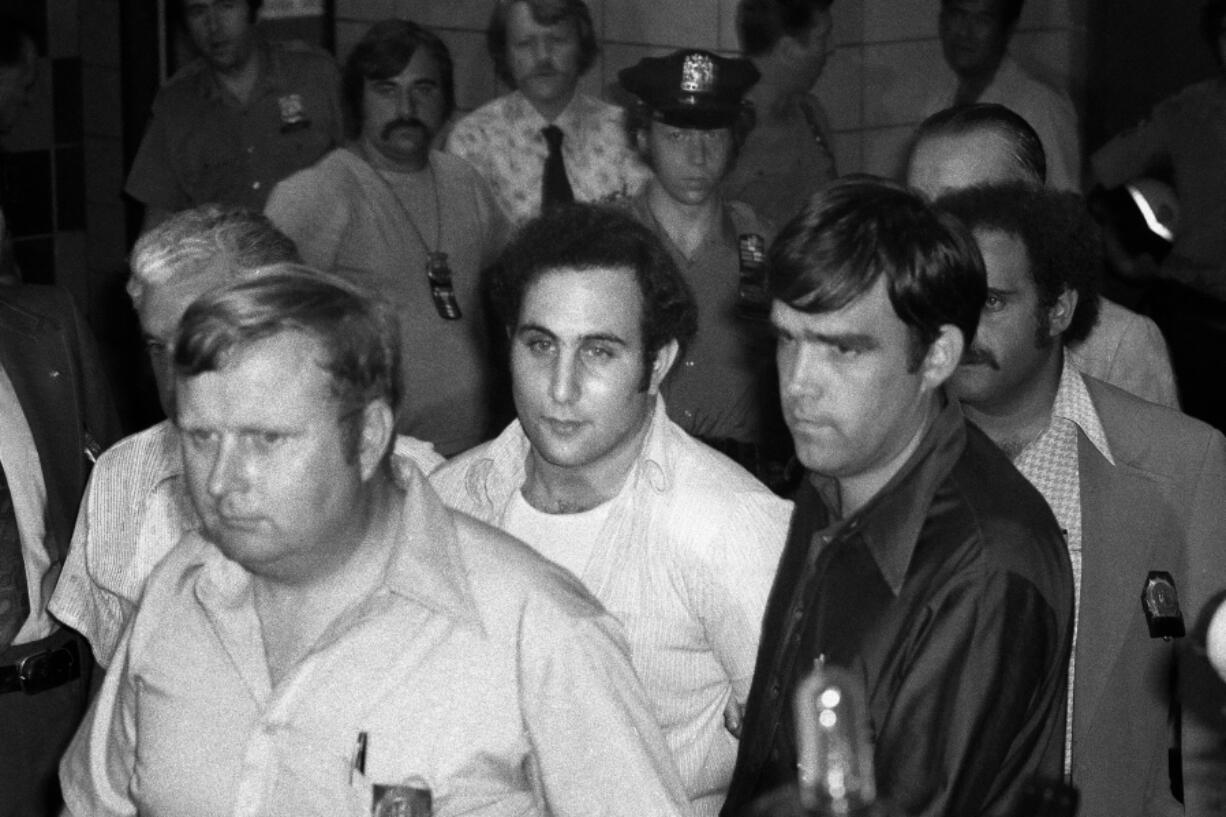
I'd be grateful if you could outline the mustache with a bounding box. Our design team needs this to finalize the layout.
[528,62,560,78]
[961,346,999,369]
[380,118,430,140]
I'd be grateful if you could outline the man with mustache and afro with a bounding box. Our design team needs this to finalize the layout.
[937,182,1226,817]
[266,19,509,457]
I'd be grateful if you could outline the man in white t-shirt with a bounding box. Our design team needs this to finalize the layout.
[431,203,791,817]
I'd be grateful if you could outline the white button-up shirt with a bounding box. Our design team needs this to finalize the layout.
[59,466,691,817]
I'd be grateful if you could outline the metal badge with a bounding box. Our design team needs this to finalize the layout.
[278,93,312,133]
[1141,570,1185,640]
[425,252,462,321]
[680,53,716,93]
[372,780,431,817]
[736,233,770,321]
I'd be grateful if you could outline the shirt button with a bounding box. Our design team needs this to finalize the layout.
[792,607,804,622]
[685,360,695,368]
[768,680,781,699]
[246,145,255,154]
[252,181,261,190]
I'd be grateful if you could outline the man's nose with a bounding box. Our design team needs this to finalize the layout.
[206,438,248,501]
[533,37,553,65]
[780,345,824,399]
[686,136,710,166]
[396,88,416,118]
[549,352,581,405]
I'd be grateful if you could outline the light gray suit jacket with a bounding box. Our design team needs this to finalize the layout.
[1073,376,1226,817]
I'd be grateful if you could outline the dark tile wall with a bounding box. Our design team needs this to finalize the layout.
[3,0,145,429]
[1,0,90,301]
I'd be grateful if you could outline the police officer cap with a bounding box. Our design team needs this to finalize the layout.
[619,49,759,129]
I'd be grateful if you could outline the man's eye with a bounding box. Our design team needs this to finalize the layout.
[250,432,285,450]
[525,338,554,355]
[984,294,1006,312]
[583,344,615,360]
[833,343,861,358]
[185,430,215,448]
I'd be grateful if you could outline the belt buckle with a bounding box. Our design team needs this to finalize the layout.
[17,642,78,694]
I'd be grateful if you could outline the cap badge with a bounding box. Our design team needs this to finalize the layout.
[680,53,716,94]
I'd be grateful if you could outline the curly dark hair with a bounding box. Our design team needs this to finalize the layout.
[342,19,455,139]
[490,203,698,385]
[486,0,598,87]
[936,182,1102,346]
[770,176,987,370]
[736,0,834,56]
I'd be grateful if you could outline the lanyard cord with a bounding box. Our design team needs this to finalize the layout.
[360,146,443,256]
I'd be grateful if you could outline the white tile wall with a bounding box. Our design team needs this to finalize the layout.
[336,0,1085,176]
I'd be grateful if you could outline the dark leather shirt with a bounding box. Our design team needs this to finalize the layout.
[723,398,1074,817]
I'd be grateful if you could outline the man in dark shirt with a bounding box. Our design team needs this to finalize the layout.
[722,177,1074,817]
[126,0,343,231]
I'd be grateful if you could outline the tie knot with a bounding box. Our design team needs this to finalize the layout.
[542,125,564,152]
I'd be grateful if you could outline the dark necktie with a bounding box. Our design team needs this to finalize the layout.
[0,458,30,651]
[541,125,575,209]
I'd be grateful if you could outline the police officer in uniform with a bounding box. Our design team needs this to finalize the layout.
[620,50,789,484]
[126,0,344,231]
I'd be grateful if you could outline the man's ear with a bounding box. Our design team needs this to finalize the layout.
[358,399,395,480]
[647,339,680,395]
[918,324,964,392]
[1047,287,1078,339]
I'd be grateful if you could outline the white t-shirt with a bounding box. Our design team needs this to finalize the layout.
[503,489,614,579]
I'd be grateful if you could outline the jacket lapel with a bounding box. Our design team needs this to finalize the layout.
[1073,429,1174,746]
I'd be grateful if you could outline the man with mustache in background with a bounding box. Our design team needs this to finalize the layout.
[446,0,651,224]
[266,20,509,457]
[938,183,1226,817]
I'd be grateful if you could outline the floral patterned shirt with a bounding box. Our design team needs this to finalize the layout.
[446,91,651,224]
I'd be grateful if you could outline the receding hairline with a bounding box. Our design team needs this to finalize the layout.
[907,129,1036,192]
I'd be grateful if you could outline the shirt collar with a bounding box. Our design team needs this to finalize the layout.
[810,393,968,595]
[478,395,672,505]
[1053,350,1114,465]
[630,190,738,259]
[156,420,186,478]
[382,464,483,627]
[508,88,589,132]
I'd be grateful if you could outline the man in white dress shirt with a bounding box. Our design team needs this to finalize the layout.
[432,203,791,817]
